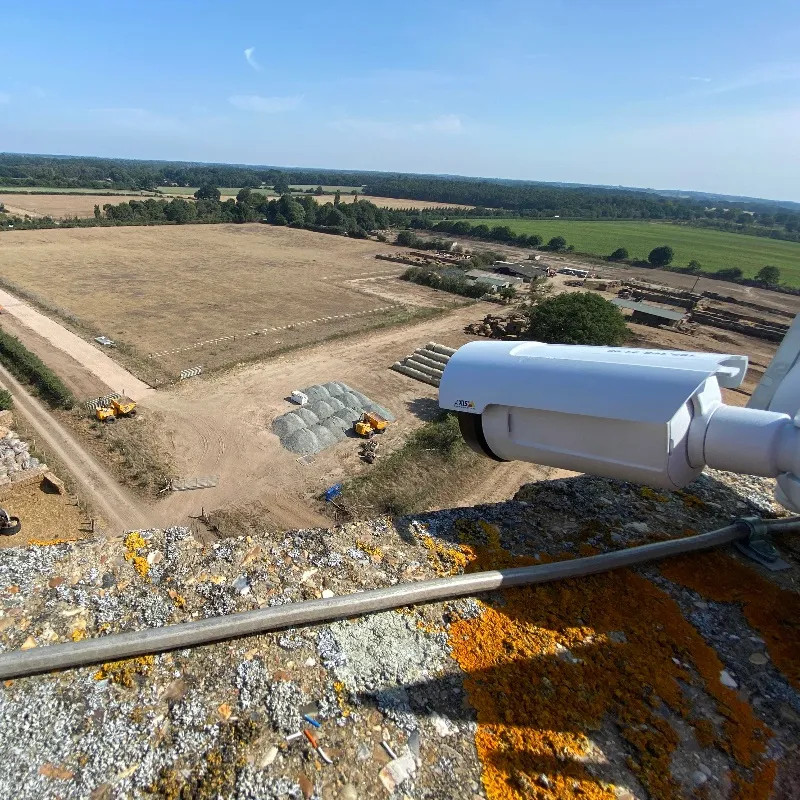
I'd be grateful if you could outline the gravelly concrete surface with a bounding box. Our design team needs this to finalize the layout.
[0,470,797,799]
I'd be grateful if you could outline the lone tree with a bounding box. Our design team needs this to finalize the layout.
[755,265,781,286]
[546,235,568,252]
[608,247,628,261]
[648,245,674,267]
[194,184,221,201]
[686,260,702,273]
[525,292,628,346]
[272,174,290,195]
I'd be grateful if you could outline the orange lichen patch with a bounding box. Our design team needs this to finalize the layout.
[694,718,716,748]
[450,538,772,800]
[123,531,150,579]
[676,491,707,510]
[94,655,155,687]
[661,550,800,690]
[733,759,777,800]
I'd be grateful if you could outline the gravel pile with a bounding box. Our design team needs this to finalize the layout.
[272,382,395,455]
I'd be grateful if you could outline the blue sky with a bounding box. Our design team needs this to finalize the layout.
[1,1,799,199]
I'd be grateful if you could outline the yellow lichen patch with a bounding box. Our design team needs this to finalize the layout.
[123,531,150,579]
[94,655,155,687]
[450,538,772,800]
[640,486,670,503]
[168,589,187,609]
[355,540,383,560]
[70,628,87,642]
[421,534,470,576]
[333,680,352,717]
[661,550,800,691]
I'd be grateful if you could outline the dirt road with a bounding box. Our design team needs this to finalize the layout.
[145,301,498,530]
[0,363,147,532]
[0,288,154,401]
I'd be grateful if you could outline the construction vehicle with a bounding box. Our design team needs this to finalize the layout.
[95,398,137,423]
[363,411,388,432]
[353,411,389,438]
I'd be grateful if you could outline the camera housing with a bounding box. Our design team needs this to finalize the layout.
[439,340,800,508]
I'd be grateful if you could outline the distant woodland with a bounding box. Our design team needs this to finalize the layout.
[1,153,799,241]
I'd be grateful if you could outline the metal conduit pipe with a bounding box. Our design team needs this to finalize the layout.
[0,516,797,680]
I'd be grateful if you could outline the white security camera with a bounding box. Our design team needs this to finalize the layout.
[439,335,800,511]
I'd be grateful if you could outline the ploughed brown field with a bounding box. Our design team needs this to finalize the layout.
[0,224,425,376]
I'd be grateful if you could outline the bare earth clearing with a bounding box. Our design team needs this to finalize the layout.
[0,225,433,379]
[145,300,521,531]
[0,193,154,219]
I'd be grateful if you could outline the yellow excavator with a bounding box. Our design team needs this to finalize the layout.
[95,398,137,423]
[353,411,389,438]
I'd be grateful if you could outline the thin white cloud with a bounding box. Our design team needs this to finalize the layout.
[688,76,712,82]
[0,92,10,104]
[244,47,262,71]
[229,94,302,113]
[704,62,800,94]
[329,114,463,139]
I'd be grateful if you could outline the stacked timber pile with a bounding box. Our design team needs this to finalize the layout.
[464,312,528,338]
[390,342,454,387]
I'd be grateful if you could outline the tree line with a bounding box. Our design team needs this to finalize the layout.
[4,153,799,235]
[0,188,406,240]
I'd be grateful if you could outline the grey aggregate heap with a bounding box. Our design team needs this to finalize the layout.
[272,382,395,455]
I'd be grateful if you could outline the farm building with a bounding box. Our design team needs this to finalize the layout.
[612,298,686,327]
[491,261,551,281]
[465,269,524,292]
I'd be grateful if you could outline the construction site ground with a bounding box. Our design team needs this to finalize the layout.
[0,224,792,539]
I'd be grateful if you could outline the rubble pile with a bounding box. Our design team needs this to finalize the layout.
[0,429,46,488]
[464,312,528,338]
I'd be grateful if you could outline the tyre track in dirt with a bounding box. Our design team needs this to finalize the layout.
[0,363,147,533]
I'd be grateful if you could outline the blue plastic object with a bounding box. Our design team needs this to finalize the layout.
[324,483,343,502]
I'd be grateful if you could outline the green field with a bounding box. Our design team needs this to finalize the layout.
[158,186,242,196]
[469,218,800,286]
